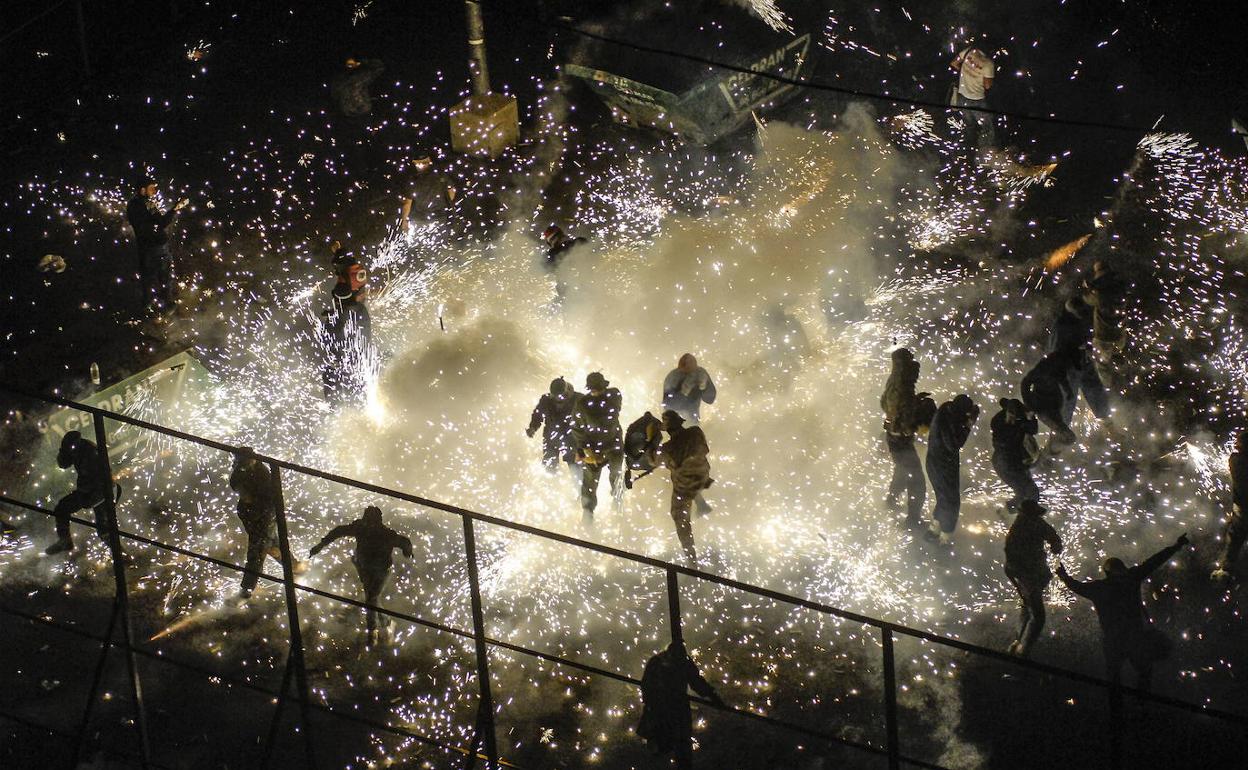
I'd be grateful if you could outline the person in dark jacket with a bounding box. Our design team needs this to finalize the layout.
[46,431,115,555]
[322,285,373,404]
[660,411,713,560]
[624,411,664,489]
[880,348,934,527]
[991,397,1040,512]
[230,449,284,599]
[330,56,385,116]
[1021,347,1080,453]
[1212,430,1248,581]
[662,354,717,424]
[1004,500,1063,657]
[542,225,587,271]
[637,640,724,769]
[126,177,187,316]
[924,394,980,544]
[527,377,581,471]
[310,506,413,644]
[1082,260,1127,359]
[571,372,624,522]
[329,241,367,300]
[1048,294,1111,425]
[1057,533,1189,689]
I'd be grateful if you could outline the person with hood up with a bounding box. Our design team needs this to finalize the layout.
[880,348,935,527]
[1057,533,1189,689]
[229,448,294,600]
[330,55,385,116]
[571,372,624,522]
[660,410,713,560]
[1212,430,1248,582]
[636,640,725,769]
[662,354,717,424]
[527,377,581,472]
[321,277,373,404]
[991,397,1040,512]
[46,431,116,555]
[924,394,980,545]
[1020,346,1081,453]
[1003,500,1063,657]
[623,410,664,489]
[310,505,414,646]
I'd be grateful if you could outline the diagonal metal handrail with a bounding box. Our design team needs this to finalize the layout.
[2,384,1243,728]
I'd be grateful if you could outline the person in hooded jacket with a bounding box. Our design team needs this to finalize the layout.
[229,448,284,599]
[1004,500,1063,657]
[1057,533,1189,689]
[662,354,717,424]
[571,372,624,521]
[1212,430,1248,582]
[330,55,385,116]
[1048,294,1111,425]
[527,377,581,471]
[310,506,414,645]
[924,394,980,545]
[660,410,713,560]
[126,177,188,316]
[1021,347,1080,453]
[636,640,724,769]
[880,348,935,527]
[991,397,1040,511]
[322,282,373,404]
[624,411,664,489]
[46,431,115,555]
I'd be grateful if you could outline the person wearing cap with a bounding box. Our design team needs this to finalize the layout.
[527,377,582,472]
[126,177,188,317]
[659,410,713,560]
[229,448,287,599]
[1212,430,1248,582]
[1003,500,1063,657]
[991,397,1040,512]
[330,54,385,117]
[399,155,457,228]
[923,394,980,545]
[662,354,717,425]
[570,372,624,522]
[310,506,413,646]
[637,640,724,769]
[46,431,115,555]
[321,269,373,404]
[880,348,933,527]
[1057,533,1189,689]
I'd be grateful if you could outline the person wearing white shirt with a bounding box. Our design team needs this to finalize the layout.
[950,46,997,147]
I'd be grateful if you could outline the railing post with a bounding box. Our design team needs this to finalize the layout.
[666,566,682,644]
[881,627,900,770]
[90,413,151,767]
[268,463,317,769]
[461,515,499,769]
[1109,682,1123,770]
[73,599,120,768]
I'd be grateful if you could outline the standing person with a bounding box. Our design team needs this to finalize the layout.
[1003,500,1063,657]
[1048,295,1111,425]
[660,410,713,560]
[662,354,717,424]
[636,641,725,770]
[571,372,624,523]
[880,348,929,527]
[126,177,188,317]
[1212,430,1248,582]
[924,394,980,545]
[330,55,385,117]
[1057,534,1189,689]
[1021,347,1080,453]
[46,431,116,555]
[991,397,1040,512]
[229,449,296,600]
[949,45,996,147]
[399,155,457,229]
[309,506,414,646]
[321,282,373,404]
[526,377,581,472]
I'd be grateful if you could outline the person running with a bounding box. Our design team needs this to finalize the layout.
[1003,500,1063,657]
[571,372,624,523]
[46,431,116,556]
[662,354,717,424]
[526,377,581,472]
[309,506,414,646]
[660,410,713,560]
[1057,534,1189,689]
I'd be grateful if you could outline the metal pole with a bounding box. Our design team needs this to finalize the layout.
[92,413,150,767]
[665,567,682,645]
[268,463,317,769]
[72,601,121,768]
[74,0,91,78]
[1109,683,1123,770]
[462,515,499,769]
[881,627,900,770]
[463,0,491,96]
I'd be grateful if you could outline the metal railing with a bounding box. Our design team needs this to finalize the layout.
[1,384,1245,770]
